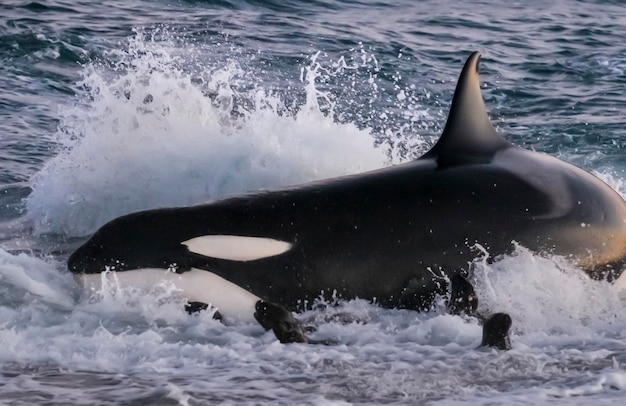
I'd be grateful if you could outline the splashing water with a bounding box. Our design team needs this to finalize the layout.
[25,32,392,237]
[472,244,626,337]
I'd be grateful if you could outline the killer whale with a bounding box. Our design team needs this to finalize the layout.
[68,52,626,343]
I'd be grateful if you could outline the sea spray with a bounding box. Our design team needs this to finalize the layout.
[26,31,398,237]
[472,244,626,337]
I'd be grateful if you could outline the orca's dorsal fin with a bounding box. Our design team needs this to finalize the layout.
[421,52,511,165]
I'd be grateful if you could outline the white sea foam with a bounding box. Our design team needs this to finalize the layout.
[472,244,626,336]
[25,34,389,237]
[595,170,626,200]
[0,249,76,309]
[1,243,626,404]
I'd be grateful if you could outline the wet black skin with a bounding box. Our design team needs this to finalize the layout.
[67,147,626,311]
[68,52,626,320]
[481,313,513,350]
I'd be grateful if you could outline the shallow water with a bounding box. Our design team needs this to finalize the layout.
[2,0,626,404]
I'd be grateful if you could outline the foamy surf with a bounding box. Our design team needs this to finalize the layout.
[0,248,75,309]
[1,239,626,404]
[25,32,397,238]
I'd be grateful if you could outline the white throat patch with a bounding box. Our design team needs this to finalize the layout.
[182,235,293,261]
[76,268,260,323]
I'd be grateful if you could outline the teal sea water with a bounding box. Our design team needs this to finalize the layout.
[2,0,626,404]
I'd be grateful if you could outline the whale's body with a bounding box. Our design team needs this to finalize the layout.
[68,52,626,323]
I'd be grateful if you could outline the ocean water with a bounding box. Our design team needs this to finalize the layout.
[1,0,626,404]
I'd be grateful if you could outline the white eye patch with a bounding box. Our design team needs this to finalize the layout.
[182,235,293,261]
